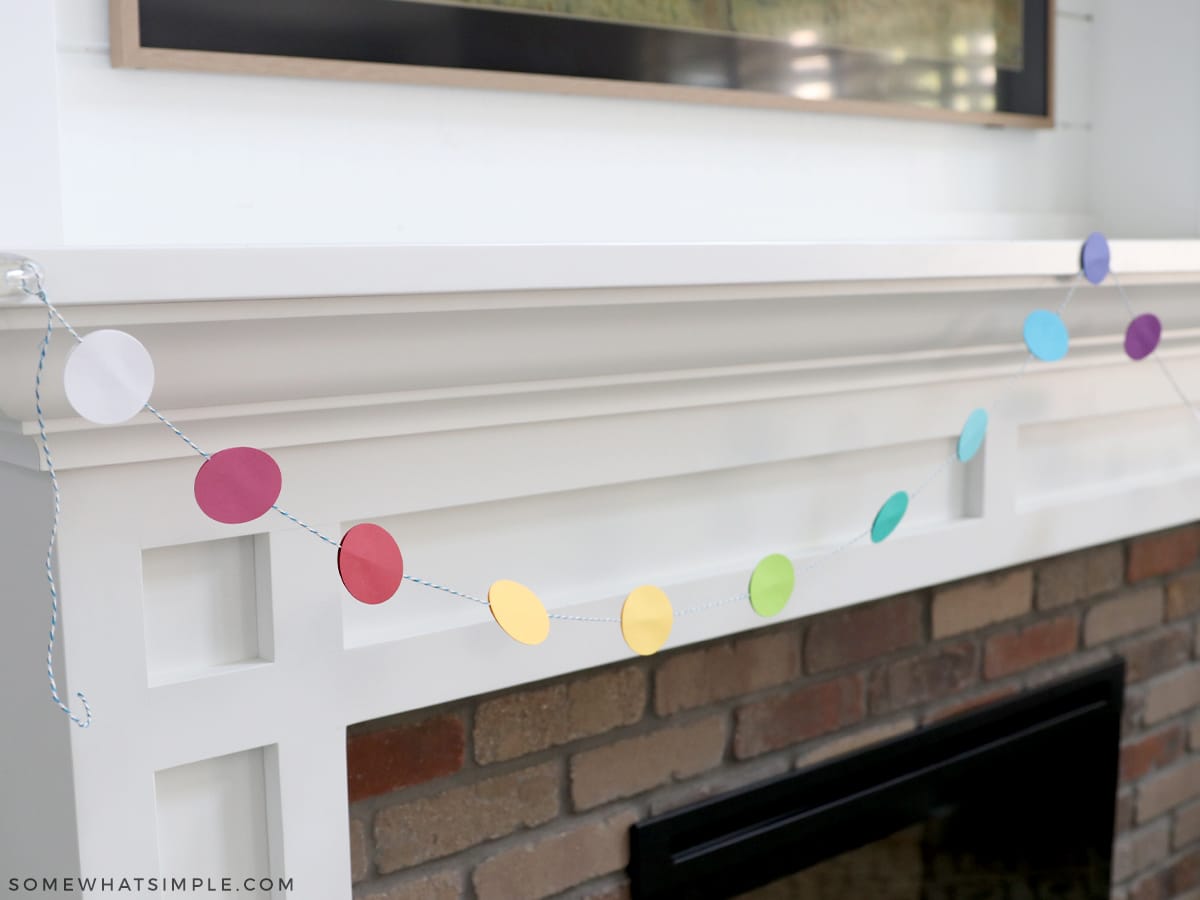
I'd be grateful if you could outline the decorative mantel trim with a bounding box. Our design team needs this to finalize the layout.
[4,240,1200,896]
[6,240,1200,306]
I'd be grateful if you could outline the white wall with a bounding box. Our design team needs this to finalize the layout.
[0,0,64,247]
[16,1,1100,246]
[1089,0,1200,238]
[1,1,1195,248]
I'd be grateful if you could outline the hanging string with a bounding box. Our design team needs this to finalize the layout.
[1111,271,1200,430]
[29,282,92,728]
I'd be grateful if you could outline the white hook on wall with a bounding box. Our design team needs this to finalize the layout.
[0,254,45,298]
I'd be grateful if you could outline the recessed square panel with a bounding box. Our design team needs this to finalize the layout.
[143,536,269,684]
[155,748,274,887]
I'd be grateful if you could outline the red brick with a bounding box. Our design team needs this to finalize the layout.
[650,756,790,816]
[578,881,631,900]
[1125,692,1147,737]
[374,761,560,871]
[1119,626,1193,684]
[924,684,1022,724]
[1144,666,1200,726]
[1113,821,1171,883]
[1137,758,1200,823]
[1127,526,1200,583]
[350,819,369,883]
[1168,849,1200,895]
[1176,800,1200,850]
[803,593,924,674]
[1085,586,1164,647]
[472,808,636,900]
[983,614,1078,680]
[734,674,864,759]
[1036,544,1124,610]
[1121,725,1186,784]
[347,713,465,803]
[655,631,799,716]
[932,569,1031,638]
[1117,788,1136,834]
[474,666,645,764]
[868,641,978,715]
[1167,572,1200,620]
[1013,651,1109,695]
[1129,870,1166,900]
[570,716,726,811]
[360,871,461,900]
[794,716,916,768]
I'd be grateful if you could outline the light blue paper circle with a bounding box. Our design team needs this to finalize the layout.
[1023,310,1069,362]
[957,408,989,462]
[1081,232,1110,285]
[871,491,909,544]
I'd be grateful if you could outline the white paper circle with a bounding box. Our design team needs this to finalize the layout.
[63,330,155,425]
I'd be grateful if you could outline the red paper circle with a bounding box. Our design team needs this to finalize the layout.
[194,447,283,524]
[338,524,404,605]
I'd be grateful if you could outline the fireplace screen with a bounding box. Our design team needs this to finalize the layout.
[629,660,1124,899]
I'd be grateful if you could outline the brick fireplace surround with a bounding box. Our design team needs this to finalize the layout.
[346,525,1200,900]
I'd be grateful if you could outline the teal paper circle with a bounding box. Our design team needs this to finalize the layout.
[1023,310,1069,362]
[871,491,909,544]
[748,553,795,618]
[956,408,989,462]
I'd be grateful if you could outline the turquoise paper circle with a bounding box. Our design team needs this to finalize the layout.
[957,408,989,462]
[871,491,909,544]
[1023,310,1069,362]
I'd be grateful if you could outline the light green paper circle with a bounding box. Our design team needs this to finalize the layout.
[748,553,795,618]
[871,491,909,544]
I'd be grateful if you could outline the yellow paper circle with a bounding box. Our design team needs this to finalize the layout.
[488,580,550,646]
[621,585,673,656]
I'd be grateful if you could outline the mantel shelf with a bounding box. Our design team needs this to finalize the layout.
[6,240,1200,306]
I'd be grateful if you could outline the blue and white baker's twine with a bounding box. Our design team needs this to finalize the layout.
[32,289,92,727]
[19,254,1195,726]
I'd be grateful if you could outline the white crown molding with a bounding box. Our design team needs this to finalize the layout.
[4,240,1200,307]
[0,248,1198,471]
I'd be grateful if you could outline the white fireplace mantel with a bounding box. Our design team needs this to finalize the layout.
[8,240,1200,306]
[4,239,1200,898]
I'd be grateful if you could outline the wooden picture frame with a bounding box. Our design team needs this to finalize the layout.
[110,0,1053,128]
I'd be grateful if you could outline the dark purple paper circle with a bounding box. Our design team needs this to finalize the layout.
[1124,313,1162,361]
[194,447,283,524]
[1081,232,1110,285]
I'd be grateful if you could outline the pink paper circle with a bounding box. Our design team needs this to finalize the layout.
[194,447,283,524]
[338,524,404,605]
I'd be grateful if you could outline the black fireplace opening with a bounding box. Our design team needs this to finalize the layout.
[629,659,1125,899]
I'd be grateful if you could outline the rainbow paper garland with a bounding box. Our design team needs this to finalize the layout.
[16,233,1180,726]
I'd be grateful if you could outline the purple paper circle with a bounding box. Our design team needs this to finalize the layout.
[1081,232,1110,285]
[194,447,283,524]
[1124,313,1162,361]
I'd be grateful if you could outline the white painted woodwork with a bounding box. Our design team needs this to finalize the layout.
[155,749,273,884]
[0,0,1117,246]
[2,240,1200,897]
[141,536,267,685]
